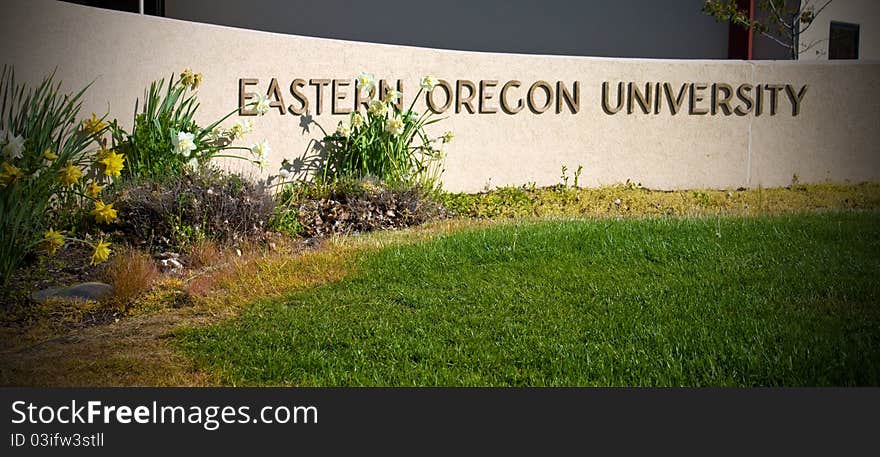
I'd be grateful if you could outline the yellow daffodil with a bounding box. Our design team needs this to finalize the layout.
[58,164,83,187]
[180,68,194,86]
[192,73,203,90]
[91,239,111,265]
[98,150,125,177]
[0,161,24,186]
[42,229,64,256]
[91,200,118,224]
[82,113,106,134]
[86,181,103,198]
[42,148,58,161]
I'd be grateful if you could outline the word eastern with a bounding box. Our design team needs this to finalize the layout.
[238,78,808,117]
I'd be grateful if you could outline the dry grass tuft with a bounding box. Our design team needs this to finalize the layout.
[189,239,353,310]
[103,247,160,309]
[186,239,223,270]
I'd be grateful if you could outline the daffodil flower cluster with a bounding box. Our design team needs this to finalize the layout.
[2,114,123,193]
[152,70,271,173]
[179,68,203,91]
[1,68,133,284]
[2,110,124,267]
[314,72,451,190]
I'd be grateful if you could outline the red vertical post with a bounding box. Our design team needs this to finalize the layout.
[728,0,755,59]
[747,0,754,59]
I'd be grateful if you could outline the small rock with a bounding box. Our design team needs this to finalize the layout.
[160,258,183,271]
[30,282,114,303]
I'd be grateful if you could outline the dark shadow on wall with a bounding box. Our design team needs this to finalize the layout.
[279,111,327,183]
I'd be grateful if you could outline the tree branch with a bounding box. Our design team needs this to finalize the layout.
[759,30,795,50]
[798,0,835,35]
[767,0,793,31]
[800,38,827,53]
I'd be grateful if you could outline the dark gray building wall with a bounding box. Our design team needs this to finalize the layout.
[751,0,801,60]
[165,0,731,59]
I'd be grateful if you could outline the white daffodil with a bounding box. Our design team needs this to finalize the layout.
[251,139,271,162]
[336,122,351,138]
[385,115,404,137]
[369,100,387,117]
[383,89,401,104]
[278,167,292,180]
[420,75,439,90]
[186,157,200,170]
[230,118,254,139]
[356,72,377,96]
[351,112,364,129]
[441,131,454,143]
[208,126,223,142]
[172,131,197,156]
[254,93,271,115]
[2,134,25,160]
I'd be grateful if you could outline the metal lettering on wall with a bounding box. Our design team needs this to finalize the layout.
[239,78,808,117]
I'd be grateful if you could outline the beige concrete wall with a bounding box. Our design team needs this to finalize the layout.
[799,0,880,60]
[1,0,878,192]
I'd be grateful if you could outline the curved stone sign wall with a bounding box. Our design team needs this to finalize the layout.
[2,0,878,191]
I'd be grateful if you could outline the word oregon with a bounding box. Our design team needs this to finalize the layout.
[239,78,807,117]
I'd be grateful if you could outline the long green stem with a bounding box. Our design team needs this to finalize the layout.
[210,154,254,160]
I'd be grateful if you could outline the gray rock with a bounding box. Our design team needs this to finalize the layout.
[30,282,114,303]
[160,258,183,271]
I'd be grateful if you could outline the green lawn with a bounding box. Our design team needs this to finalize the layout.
[179,213,880,386]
